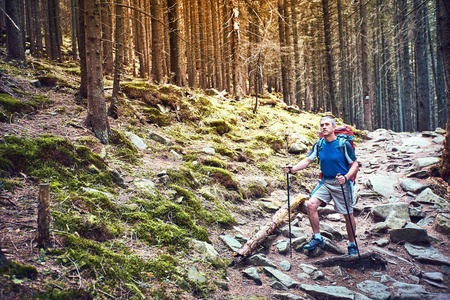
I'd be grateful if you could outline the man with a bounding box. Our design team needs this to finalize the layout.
[284,116,359,255]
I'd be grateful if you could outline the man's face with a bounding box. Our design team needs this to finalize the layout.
[320,119,335,136]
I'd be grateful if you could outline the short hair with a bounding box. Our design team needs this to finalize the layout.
[320,116,336,126]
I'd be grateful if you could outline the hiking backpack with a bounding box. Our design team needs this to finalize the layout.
[316,125,357,181]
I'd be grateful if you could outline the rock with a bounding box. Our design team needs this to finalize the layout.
[276,240,289,254]
[320,223,343,240]
[324,237,346,255]
[390,223,429,244]
[407,170,429,179]
[189,239,227,268]
[404,243,450,266]
[279,260,291,272]
[187,266,206,283]
[125,132,147,149]
[299,264,317,275]
[219,235,242,252]
[292,236,308,251]
[332,266,344,277]
[409,207,426,219]
[371,222,389,234]
[297,273,310,279]
[148,131,172,145]
[133,178,156,193]
[433,136,445,144]
[109,169,126,188]
[399,179,428,194]
[281,226,306,239]
[422,278,447,289]
[80,187,114,199]
[392,282,429,298]
[247,253,277,268]
[270,281,289,291]
[169,149,182,160]
[385,209,410,229]
[243,267,262,285]
[371,203,411,229]
[311,270,325,280]
[416,188,450,210]
[422,272,443,282]
[413,157,440,168]
[264,267,299,288]
[435,213,450,235]
[380,274,397,283]
[273,292,304,300]
[259,200,280,212]
[366,176,397,198]
[214,280,229,291]
[253,176,268,187]
[356,280,390,300]
[303,246,325,257]
[288,142,307,154]
[202,146,216,154]
[327,213,342,221]
[374,238,390,247]
[300,284,357,300]
[435,127,446,134]
[417,216,434,227]
[402,136,431,148]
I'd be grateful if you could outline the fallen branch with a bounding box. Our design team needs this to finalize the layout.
[313,251,387,270]
[234,194,308,259]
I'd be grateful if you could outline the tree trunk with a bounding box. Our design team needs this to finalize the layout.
[400,0,413,131]
[185,0,195,87]
[291,0,301,107]
[151,0,164,83]
[337,0,348,122]
[110,0,123,120]
[437,0,450,180]
[230,0,241,97]
[168,0,181,85]
[322,0,337,116]
[234,194,308,259]
[415,0,431,132]
[101,0,113,74]
[33,0,44,58]
[435,0,447,129]
[77,0,88,99]
[71,0,78,60]
[211,0,222,91]
[5,0,26,63]
[360,0,372,131]
[47,0,62,61]
[222,0,231,92]
[83,0,110,144]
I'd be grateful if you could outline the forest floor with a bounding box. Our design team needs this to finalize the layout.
[0,54,449,299]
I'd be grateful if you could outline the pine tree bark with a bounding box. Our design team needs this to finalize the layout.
[222,0,231,92]
[47,0,62,61]
[360,0,372,131]
[337,0,348,122]
[101,0,113,75]
[436,0,447,128]
[77,0,88,99]
[33,0,44,58]
[230,0,241,97]
[168,0,181,85]
[400,0,413,131]
[110,0,123,120]
[83,0,110,144]
[5,0,26,63]
[211,0,222,91]
[71,0,79,60]
[151,0,164,83]
[322,0,337,115]
[415,0,431,132]
[437,0,450,180]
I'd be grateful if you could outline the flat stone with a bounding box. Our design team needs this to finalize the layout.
[435,213,450,235]
[380,274,397,283]
[148,131,172,145]
[422,272,444,282]
[407,170,429,179]
[80,187,114,199]
[400,179,428,194]
[190,239,227,268]
[270,281,289,291]
[311,270,325,280]
[392,282,428,297]
[409,207,426,219]
[276,240,289,254]
[133,178,156,193]
[281,226,307,239]
[371,203,410,220]
[404,243,450,266]
[371,222,389,234]
[356,280,390,300]
[279,260,291,272]
[202,146,215,154]
[413,157,439,168]
[299,264,317,275]
[416,188,450,210]
[273,292,304,300]
[300,284,356,300]
[264,267,299,288]
[125,132,147,149]
[324,237,346,255]
[320,223,343,240]
[243,267,262,285]
[422,278,447,289]
[366,176,397,198]
[374,238,390,247]
[433,136,445,144]
[219,235,242,252]
[390,223,429,243]
[297,272,310,279]
[247,253,277,268]
[214,280,229,291]
[402,136,431,148]
[187,266,206,283]
[327,213,342,221]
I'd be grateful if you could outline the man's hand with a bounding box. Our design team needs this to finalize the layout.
[284,165,293,174]
[336,173,347,185]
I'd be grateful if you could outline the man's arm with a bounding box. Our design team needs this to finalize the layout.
[285,157,313,174]
[337,160,359,184]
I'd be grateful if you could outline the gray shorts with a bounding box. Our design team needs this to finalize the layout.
[310,179,354,214]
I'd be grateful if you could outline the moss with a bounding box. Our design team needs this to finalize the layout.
[0,178,23,192]
[0,261,38,279]
[0,94,35,116]
[201,166,239,190]
[36,288,94,300]
[166,167,199,189]
[37,74,68,87]
[204,119,232,135]
[203,157,227,169]
[214,145,236,158]
[65,67,81,76]
[142,107,171,126]
[242,183,268,199]
[255,133,284,152]
[109,128,141,164]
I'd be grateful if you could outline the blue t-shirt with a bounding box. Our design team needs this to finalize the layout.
[307,138,356,179]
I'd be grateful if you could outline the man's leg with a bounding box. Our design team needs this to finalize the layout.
[343,213,356,243]
[304,197,326,250]
[306,197,324,234]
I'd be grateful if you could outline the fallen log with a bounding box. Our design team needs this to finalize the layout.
[234,194,308,259]
[313,251,387,270]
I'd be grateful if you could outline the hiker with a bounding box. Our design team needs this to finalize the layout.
[284,116,359,255]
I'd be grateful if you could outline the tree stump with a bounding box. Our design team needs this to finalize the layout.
[37,183,51,248]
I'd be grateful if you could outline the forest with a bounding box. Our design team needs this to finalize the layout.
[2,0,449,131]
[1,0,450,298]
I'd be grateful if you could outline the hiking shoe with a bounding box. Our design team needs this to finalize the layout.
[348,244,358,256]
[303,236,325,250]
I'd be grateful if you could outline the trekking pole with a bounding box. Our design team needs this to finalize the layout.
[286,165,292,259]
[337,174,363,272]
